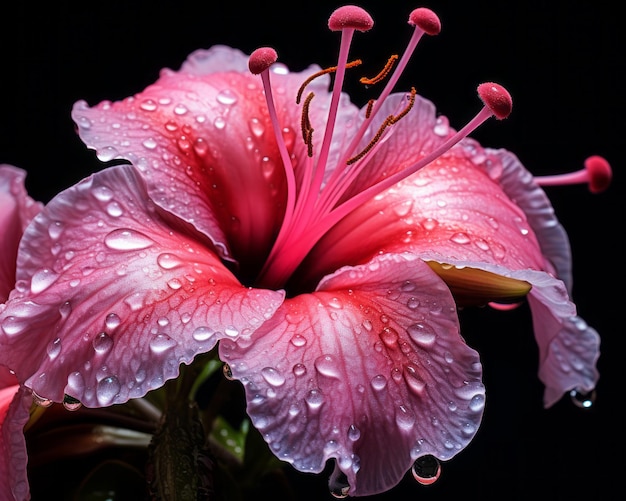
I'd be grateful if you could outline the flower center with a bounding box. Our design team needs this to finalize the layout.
[249,6,510,290]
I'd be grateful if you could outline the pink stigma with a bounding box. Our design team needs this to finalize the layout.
[409,8,441,36]
[248,47,278,74]
[328,5,374,32]
[535,155,612,193]
[477,82,513,120]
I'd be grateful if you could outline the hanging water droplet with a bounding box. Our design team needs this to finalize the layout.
[329,471,350,499]
[348,424,361,442]
[314,355,341,378]
[93,332,114,354]
[570,388,596,409]
[412,455,441,485]
[223,363,233,380]
[63,394,82,411]
[30,268,59,294]
[104,228,154,251]
[261,367,286,387]
[31,391,53,408]
[66,371,85,395]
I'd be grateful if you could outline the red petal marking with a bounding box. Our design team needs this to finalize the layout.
[328,5,374,32]
[408,8,441,35]
[585,155,612,193]
[248,47,278,74]
[477,82,513,119]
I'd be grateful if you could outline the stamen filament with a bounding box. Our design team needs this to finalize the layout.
[534,155,612,193]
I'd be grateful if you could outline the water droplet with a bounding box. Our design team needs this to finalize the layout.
[105,313,121,330]
[570,388,596,409]
[290,334,307,347]
[433,116,449,136]
[396,405,416,430]
[450,232,471,244]
[66,371,85,395]
[370,374,387,391]
[192,326,214,342]
[63,394,82,411]
[46,338,62,359]
[305,388,324,409]
[96,376,121,405]
[142,137,158,150]
[407,323,436,346]
[149,333,177,353]
[407,297,420,309]
[104,229,154,251]
[348,424,361,441]
[139,99,157,111]
[30,268,59,294]
[174,104,188,115]
[96,146,120,162]
[329,471,350,499]
[292,363,307,377]
[224,325,239,337]
[223,363,234,380]
[167,278,182,290]
[469,393,485,412]
[214,116,226,129]
[31,391,53,408]
[48,221,63,240]
[124,292,144,311]
[93,332,114,354]
[404,364,426,395]
[261,367,286,387]
[216,89,238,105]
[412,455,441,485]
[315,355,341,378]
[379,327,399,348]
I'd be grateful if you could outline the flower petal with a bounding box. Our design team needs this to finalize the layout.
[0,165,43,302]
[220,253,483,496]
[0,368,31,501]
[0,164,284,407]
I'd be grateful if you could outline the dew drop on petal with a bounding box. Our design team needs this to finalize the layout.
[371,374,387,391]
[93,332,114,354]
[46,338,62,360]
[396,404,416,430]
[96,376,121,405]
[314,355,341,378]
[305,388,324,409]
[412,455,441,485]
[292,363,307,377]
[104,229,154,251]
[290,333,307,347]
[216,89,238,105]
[30,268,59,294]
[407,323,436,347]
[105,313,121,330]
[149,333,177,353]
[261,367,286,387]
[348,424,361,442]
[192,326,215,342]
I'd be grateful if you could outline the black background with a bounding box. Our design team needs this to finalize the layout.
[1,1,623,499]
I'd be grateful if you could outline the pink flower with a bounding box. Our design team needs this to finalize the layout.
[0,165,43,501]
[0,5,610,497]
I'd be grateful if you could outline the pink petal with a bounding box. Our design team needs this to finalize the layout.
[0,164,284,407]
[0,368,31,501]
[299,152,546,289]
[0,165,43,302]
[220,253,483,496]
[71,46,360,276]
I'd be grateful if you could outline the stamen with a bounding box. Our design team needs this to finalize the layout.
[296,60,362,104]
[347,87,417,165]
[365,99,375,119]
[360,55,399,85]
[301,92,316,157]
[535,155,612,193]
[248,47,278,75]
